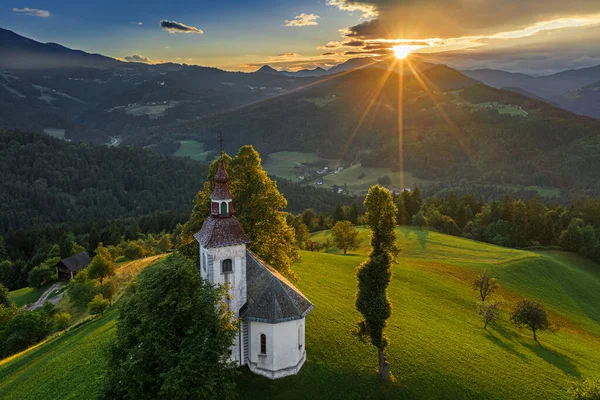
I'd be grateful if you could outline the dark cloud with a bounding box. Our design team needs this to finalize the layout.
[342,39,365,47]
[160,20,204,34]
[333,0,600,39]
[124,54,152,63]
[322,52,337,56]
[278,52,299,57]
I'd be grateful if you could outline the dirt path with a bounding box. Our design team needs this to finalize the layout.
[28,282,67,310]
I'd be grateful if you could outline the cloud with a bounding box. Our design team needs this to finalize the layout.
[334,1,600,40]
[322,52,337,56]
[327,0,376,19]
[284,13,320,27]
[12,7,50,17]
[425,23,600,75]
[124,54,152,63]
[160,20,204,34]
[130,21,143,25]
[278,52,299,57]
[342,39,365,47]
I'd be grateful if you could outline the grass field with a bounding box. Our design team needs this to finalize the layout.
[471,102,528,117]
[263,151,334,182]
[2,229,599,399]
[173,140,215,161]
[7,284,51,307]
[321,164,433,194]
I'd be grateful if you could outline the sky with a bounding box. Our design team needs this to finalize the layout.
[2,0,600,74]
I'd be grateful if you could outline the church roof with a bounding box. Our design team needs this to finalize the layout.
[194,215,250,248]
[56,252,91,272]
[242,251,314,324]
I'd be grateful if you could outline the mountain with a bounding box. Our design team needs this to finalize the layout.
[0,28,119,69]
[462,65,600,99]
[281,67,328,78]
[0,29,322,143]
[150,64,600,195]
[325,57,378,75]
[555,80,600,119]
[254,65,281,75]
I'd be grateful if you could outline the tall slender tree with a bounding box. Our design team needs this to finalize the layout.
[355,185,398,380]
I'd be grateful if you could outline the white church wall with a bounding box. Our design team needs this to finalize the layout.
[204,244,247,314]
[247,318,307,379]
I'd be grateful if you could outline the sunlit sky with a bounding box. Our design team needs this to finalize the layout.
[3,1,600,74]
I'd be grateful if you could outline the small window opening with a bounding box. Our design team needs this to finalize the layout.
[260,334,267,354]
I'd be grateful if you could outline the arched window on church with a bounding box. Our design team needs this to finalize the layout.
[222,259,233,274]
[202,252,207,272]
[260,334,267,355]
[220,201,228,217]
[298,325,303,349]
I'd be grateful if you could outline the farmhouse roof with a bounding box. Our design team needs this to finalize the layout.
[194,215,250,248]
[57,252,91,272]
[241,251,314,323]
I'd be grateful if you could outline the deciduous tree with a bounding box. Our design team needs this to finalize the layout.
[473,270,498,302]
[88,294,110,316]
[477,301,500,329]
[510,299,551,342]
[332,221,361,254]
[104,254,238,400]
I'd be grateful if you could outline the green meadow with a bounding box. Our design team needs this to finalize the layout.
[2,228,599,399]
[7,285,50,307]
[173,140,214,161]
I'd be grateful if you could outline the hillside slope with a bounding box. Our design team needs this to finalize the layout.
[1,228,599,399]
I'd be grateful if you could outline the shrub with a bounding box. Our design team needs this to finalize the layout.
[88,294,110,316]
[54,312,72,331]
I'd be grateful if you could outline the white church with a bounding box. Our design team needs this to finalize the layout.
[194,157,314,379]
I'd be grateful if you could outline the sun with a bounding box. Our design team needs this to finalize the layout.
[393,45,412,59]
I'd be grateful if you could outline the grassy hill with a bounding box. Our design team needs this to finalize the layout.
[1,228,599,399]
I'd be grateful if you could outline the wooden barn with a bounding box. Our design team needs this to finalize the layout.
[55,252,91,280]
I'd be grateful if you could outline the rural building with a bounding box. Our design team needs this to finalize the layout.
[194,157,314,379]
[55,252,91,280]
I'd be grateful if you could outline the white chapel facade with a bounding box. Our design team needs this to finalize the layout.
[194,157,314,379]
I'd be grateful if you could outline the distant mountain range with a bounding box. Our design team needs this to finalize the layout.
[461,66,600,118]
[2,27,600,196]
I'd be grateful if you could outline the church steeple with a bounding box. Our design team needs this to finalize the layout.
[210,132,234,218]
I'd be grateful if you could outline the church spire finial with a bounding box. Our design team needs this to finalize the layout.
[218,129,224,158]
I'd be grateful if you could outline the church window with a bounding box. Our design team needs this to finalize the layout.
[222,259,233,274]
[298,325,303,349]
[260,334,267,354]
[220,201,228,217]
[202,253,207,272]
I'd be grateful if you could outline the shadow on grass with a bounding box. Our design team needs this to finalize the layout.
[483,328,526,360]
[523,342,581,378]
[404,228,429,249]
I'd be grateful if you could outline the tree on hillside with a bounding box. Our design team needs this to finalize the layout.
[54,312,71,331]
[477,301,500,330]
[332,204,346,224]
[355,185,398,380]
[348,202,360,225]
[473,270,498,302]
[510,300,551,342]
[0,283,10,307]
[302,208,319,231]
[332,221,361,254]
[88,294,110,316]
[88,253,116,284]
[411,212,428,229]
[28,257,59,289]
[179,146,298,276]
[104,254,238,400]
[230,146,298,275]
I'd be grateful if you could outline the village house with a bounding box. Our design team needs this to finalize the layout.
[194,157,314,379]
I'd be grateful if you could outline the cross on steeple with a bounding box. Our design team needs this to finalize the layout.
[218,129,224,157]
